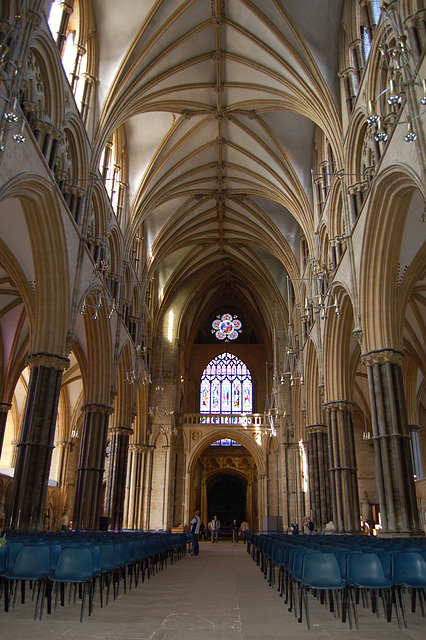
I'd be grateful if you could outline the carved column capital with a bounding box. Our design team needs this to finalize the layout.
[306,424,328,434]
[26,352,70,371]
[55,440,70,448]
[323,400,355,413]
[82,403,114,416]
[108,426,134,437]
[60,2,74,14]
[361,348,405,367]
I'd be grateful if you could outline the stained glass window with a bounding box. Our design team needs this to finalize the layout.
[200,352,252,414]
[211,439,242,447]
[211,313,242,341]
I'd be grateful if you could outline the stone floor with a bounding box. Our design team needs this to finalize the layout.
[0,540,425,639]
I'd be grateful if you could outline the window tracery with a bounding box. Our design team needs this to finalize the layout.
[200,353,252,415]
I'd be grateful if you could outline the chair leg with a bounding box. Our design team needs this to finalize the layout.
[45,580,53,615]
[35,580,46,620]
[417,588,425,617]
[80,583,87,623]
[349,587,359,630]
[4,579,10,612]
[396,586,407,627]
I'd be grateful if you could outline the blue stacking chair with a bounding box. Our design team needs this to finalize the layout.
[391,551,426,627]
[346,552,395,629]
[123,540,137,589]
[298,552,347,630]
[0,545,8,598]
[112,542,127,595]
[99,543,117,605]
[269,539,286,590]
[3,544,51,619]
[48,547,94,622]
[289,548,320,618]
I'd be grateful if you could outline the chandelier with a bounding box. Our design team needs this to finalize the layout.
[0,4,27,151]
[80,291,117,320]
[366,2,426,143]
[300,260,340,323]
[125,345,151,385]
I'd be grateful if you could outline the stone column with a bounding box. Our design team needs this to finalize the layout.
[361,349,422,535]
[0,402,11,457]
[73,402,113,531]
[135,445,151,529]
[5,353,69,531]
[123,445,135,529]
[56,2,73,55]
[409,425,423,479]
[324,401,360,533]
[80,72,96,126]
[306,424,331,530]
[142,445,155,529]
[200,470,207,527]
[9,440,18,467]
[104,426,133,531]
[55,439,72,489]
[258,473,268,526]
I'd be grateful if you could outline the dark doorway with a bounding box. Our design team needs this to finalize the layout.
[207,473,246,528]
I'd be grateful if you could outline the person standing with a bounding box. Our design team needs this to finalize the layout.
[303,515,314,534]
[290,518,299,535]
[231,518,239,544]
[60,512,69,531]
[240,519,249,543]
[211,515,220,543]
[190,510,201,555]
[199,522,207,540]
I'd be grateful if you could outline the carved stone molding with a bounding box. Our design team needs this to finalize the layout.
[201,454,255,472]
[129,444,147,453]
[361,348,405,367]
[54,439,69,446]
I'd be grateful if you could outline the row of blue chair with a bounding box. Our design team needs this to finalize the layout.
[247,533,426,630]
[0,530,189,622]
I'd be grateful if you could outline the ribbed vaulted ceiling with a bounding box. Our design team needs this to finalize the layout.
[93,0,343,320]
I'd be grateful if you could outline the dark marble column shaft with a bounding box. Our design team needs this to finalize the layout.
[324,401,360,533]
[5,353,69,531]
[306,424,331,530]
[104,426,133,530]
[361,349,422,535]
[0,402,12,458]
[73,403,113,530]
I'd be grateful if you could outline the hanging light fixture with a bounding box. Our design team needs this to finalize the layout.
[0,3,27,151]
[79,293,116,318]
[366,3,425,144]
[404,118,417,143]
